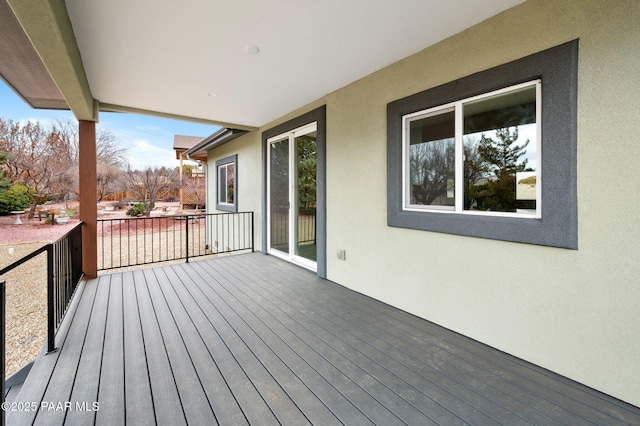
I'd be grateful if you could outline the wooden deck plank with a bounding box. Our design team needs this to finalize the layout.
[221,255,539,424]
[215,256,523,424]
[159,264,275,425]
[31,280,98,426]
[182,262,361,426]
[6,281,90,426]
[4,383,22,404]
[95,273,125,426]
[64,275,110,426]
[151,266,250,425]
[213,256,489,425]
[133,269,187,426]
[193,260,442,426]
[140,268,216,425]
[170,263,308,425]
[121,270,155,425]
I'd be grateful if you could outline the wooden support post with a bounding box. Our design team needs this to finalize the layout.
[79,120,98,278]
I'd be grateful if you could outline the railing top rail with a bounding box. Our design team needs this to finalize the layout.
[0,222,83,277]
[54,221,84,241]
[0,245,48,277]
[97,211,253,222]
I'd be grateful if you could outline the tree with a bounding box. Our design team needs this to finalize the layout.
[96,164,122,201]
[0,147,33,214]
[0,147,11,191]
[297,136,316,210]
[54,119,127,168]
[54,119,127,201]
[0,118,74,217]
[409,138,455,206]
[119,166,179,217]
[465,126,532,212]
[0,117,127,215]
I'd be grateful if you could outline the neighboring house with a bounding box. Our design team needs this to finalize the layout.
[2,0,639,409]
[173,135,206,211]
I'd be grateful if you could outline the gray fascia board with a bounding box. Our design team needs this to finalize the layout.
[183,128,248,158]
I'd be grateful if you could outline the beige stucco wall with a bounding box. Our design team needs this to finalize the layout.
[210,0,640,406]
[207,132,263,249]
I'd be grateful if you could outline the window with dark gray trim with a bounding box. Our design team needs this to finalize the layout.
[387,40,578,249]
[216,154,237,212]
[404,80,541,218]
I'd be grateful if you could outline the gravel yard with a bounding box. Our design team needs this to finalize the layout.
[1,243,48,377]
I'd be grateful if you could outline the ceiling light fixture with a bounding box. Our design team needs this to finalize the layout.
[206,92,218,98]
[245,45,260,55]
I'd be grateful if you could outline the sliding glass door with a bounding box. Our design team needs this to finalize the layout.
[268,123,317,270]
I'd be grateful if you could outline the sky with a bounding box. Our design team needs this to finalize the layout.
[0,81,220,170]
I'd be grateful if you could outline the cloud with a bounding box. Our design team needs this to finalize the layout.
[125,139,179,170]
[16,117,60,128]
[135,124,164,133]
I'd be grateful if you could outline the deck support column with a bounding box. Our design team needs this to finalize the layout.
[79,120,97,279]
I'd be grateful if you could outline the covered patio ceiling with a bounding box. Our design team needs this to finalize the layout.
[2,0,524,129]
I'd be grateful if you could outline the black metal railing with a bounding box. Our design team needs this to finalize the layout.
[0,222,83,355]
[1,223,83,424]
[97,211,254,271]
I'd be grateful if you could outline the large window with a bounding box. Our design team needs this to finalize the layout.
[404,81,540,218]
[387,40,578,249]
[216,155,237,212]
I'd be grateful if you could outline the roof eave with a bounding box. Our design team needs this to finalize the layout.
[183,128,248,159]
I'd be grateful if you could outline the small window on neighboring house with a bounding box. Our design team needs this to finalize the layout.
[216,155,237,212]
[403,81,540,218]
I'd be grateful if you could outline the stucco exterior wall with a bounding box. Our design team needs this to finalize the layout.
[210,0,640,406]
[207,132,263,249]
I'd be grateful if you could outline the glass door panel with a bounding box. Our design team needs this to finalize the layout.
[269,137,289,255]
[267,123,318,271]
[294,131,317,262]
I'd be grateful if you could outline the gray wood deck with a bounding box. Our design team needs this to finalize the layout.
[7,253,640,425]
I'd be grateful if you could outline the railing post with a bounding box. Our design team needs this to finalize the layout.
[185,214,189,263]
[1,279,5,426]
[251,212,255,252]
[46,245,56,354]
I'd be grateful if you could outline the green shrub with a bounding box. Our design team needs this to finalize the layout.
[126,202,151,216]
[0,183,33,214]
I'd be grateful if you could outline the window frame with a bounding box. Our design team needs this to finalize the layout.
[387,40,578,249]
[402,80,542,219]
[215,154,237,212]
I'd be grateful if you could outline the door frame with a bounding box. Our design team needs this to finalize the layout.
[262,106,326,278]
[266,122,317,271]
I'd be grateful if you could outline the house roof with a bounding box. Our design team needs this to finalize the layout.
[173,135,205,151]
[173,135,206,160]
[1,0,525,128]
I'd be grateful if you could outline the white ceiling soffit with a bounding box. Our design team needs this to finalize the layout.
[66,0,524,129]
